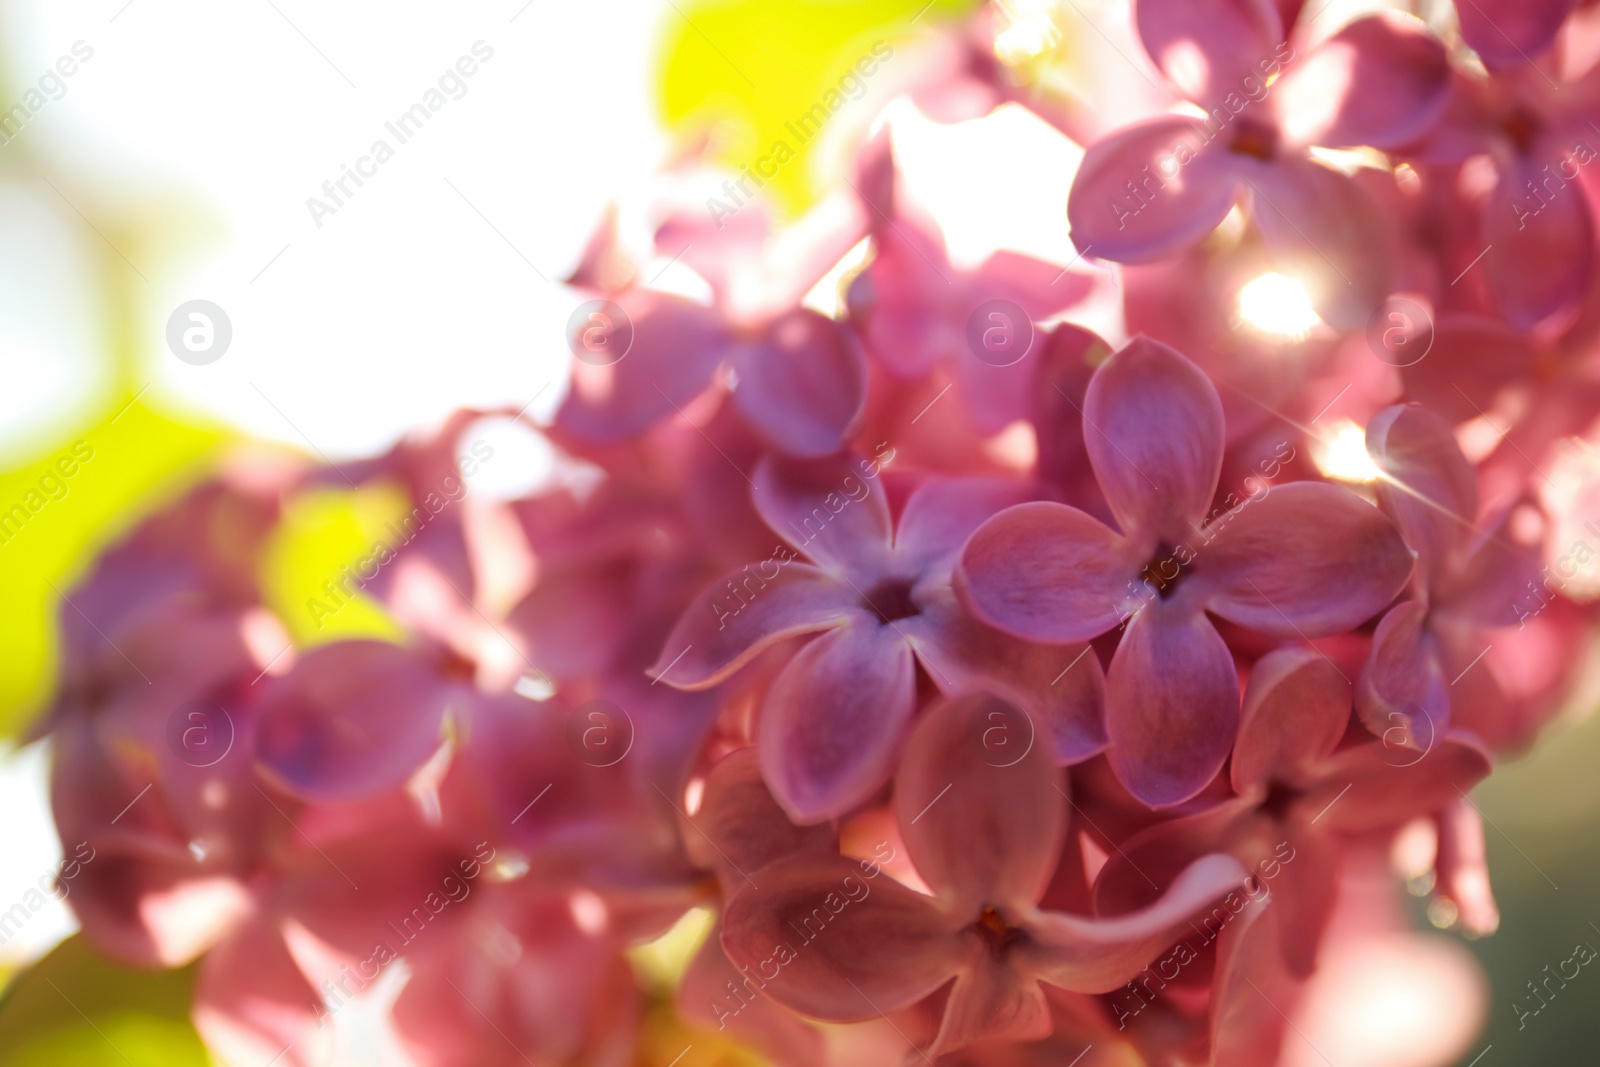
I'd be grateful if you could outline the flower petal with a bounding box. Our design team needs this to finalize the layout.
[720,854,967,1021]
[1083,337,1225,540]
[694,748,838,888]
[1437,506,1543,628]
[753,452,894,580]
[680,925,827,1066]
[1200,482,1414,637]
[849,217,951,379]
[505,560,629,681]
[66,849,251,969]
[952,254,1093,434]
[928,957,1053,1058]
[957,502,1132,642]
[1105,602,1239,806]
[904,582,1109,765]
[272,816,496,961]
[1246,159,1394,330]
[1091,801,1253,917]
[1031,323,1112,490]
[729,309,867,458]
[1482,150,1595,330]
[1304,731,1492,834]
[1274,13,1450,150]
[49,717,258,966]
[391,889,640,1067]
[554,291,729,443]
[1024,853,1248,992]
[1067,117,1241,263]
[1231,648,1352,795]
[447,698,663,884]
[894,694,1067,915]
[1269,825,1339,977]
[1205,893,1289,1065]
[758,622,916,823]
[193,918,332,1067]
[893,477,1034,577]
[254,641,453,803]
[1399,315,1534,425]
[1457,0,1576,70]
[1434,798,1499,937]
[1365,403,1477,582]
[952,342,1041,436]
[1354,600,1451,751]
[649,564,863,689]
[1133,0,1283,108]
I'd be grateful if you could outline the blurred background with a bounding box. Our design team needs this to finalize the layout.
[0,0,1593,1063]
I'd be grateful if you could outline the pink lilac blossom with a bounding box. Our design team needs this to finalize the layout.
[36,1,1600,1065]
[1068,2,1452,326]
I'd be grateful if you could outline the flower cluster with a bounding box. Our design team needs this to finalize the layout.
[42,1,1600,1064]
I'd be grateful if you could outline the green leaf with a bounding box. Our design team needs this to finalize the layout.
[0,935,207,1066]
[258,483,410,649]
[657,0,978,214]
[0,397,223,738]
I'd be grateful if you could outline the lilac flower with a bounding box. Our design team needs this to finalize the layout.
[957,337,1413,804]
[652,454,1106,822]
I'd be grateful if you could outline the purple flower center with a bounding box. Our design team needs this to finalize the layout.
[1229,118,1278,162]
[863,577,920,623]
[1139,542,1189,599]
[439,649,479,681]
[1260,779,1301,822]
[1501,108,1542,155]
[973,906,1027,956]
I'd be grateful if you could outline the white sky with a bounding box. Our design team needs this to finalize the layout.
[0,0,674,460]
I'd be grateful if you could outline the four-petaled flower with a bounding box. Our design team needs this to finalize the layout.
[958,337,1414,805]
[722,694,1247,1059]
